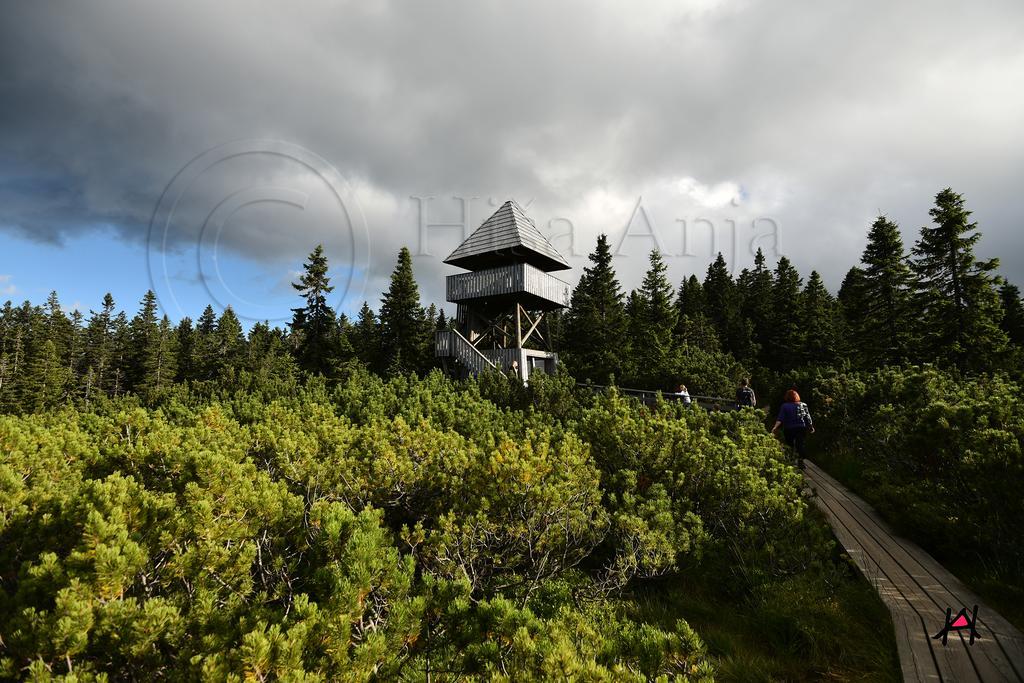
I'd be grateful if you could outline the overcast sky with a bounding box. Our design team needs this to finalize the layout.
[2,0,1023,323]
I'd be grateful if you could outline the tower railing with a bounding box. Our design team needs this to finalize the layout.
[446,262,570,308]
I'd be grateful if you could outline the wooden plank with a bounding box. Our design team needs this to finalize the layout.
[812,473,993,682]
[805,461,1024,682]
[812,473,971,681]
[810,479,943,680]
[808,463,1024,680]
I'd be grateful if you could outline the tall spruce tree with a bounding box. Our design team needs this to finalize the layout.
[765,256,803,370]
[128,290,160,392]
[0,302,16,409]
[247,321,297,381]
[911,188,1007,371]
[4,304,35,410]
[82,293,117,400]
[838,265,869,360]
[138,315,179,398]
[738,248,774,366]
[562,234,629,383]
[174,317,195,382]
[674,275,719,351]
[24,338,65,412]
[703,253,753,359]
[43,292,74,361]
[379,247,428,376]
[630,250,676,385]
[703,254,734,341]
[214,307,246,377]
[352,301,382,371]
[291,245,339,375]
[625,290,645,348]
[192,305,218,380]
[336,313,356,366]
[855,216,915,367]
[999,282,1024,347]
[420,304,438,372]
[799,271,839,366]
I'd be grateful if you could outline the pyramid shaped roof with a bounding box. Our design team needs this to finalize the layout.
[444,200,570,272]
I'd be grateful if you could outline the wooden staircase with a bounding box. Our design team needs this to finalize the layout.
[435,329,497,377]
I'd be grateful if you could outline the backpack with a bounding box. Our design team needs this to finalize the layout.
[795,402,812,427]
[737,387,755,407]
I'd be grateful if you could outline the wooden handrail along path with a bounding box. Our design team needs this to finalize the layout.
[576,382,738,411]
[803,460,1024,682]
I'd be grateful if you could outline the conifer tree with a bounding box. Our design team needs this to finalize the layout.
[0,301,15,408]
[109,311,130,397]
[999,282,1024,347]
[738,248,774,365]
[675,275,706,321]
[838,266,869,355]
[702,254,734,337]
[765,257,803,370]
[379,247,428,376]
[625,290,645,345]
[799,271,839,366]
[23,338,65,411]
[174,317,195,382]
[674,275,719,351]
[42,292,78,399]
[703,253,753,359]
[424,303,437,331]
[352,301,381,371]
[630,250,676,385]
[0,305,32,411]
[291,244,339,375]
[82,293,117,399]
[419,304,438,372]
[640,250,677,341]
[66,308,84,395]
[562,234,629,383]
[911,188,1007,371]
[335,312,356,365]
[247,321,297,380]
[191,304,218,380]
[128,290,160,391]
[138,315,179,398]
[196,304,217,336]
[43,291,74,359]
[855,216,915,367]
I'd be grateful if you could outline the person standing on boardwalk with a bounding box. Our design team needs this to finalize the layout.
[772,389,814,468]
[735,378,757,409]
[673,383,692,407]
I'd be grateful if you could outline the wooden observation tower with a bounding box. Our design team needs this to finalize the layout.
[435,200,571,381]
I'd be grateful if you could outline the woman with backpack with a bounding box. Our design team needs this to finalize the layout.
[771,389,814,469]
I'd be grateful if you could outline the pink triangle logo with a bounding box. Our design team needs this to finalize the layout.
[933,605,980,646]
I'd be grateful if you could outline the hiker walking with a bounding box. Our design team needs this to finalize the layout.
[735,378,756,409]
[771,389,814,469]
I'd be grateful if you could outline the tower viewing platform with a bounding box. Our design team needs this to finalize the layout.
[435,200,571,381]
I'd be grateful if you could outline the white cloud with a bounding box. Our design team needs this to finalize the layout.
[2,0,1023,306]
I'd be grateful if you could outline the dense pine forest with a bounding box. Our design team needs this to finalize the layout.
[2,188,1023,680]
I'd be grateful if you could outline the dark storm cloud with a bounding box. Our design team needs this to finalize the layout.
[2,0,1024,310]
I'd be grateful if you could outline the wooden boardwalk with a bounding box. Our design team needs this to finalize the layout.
[803,461,1024,682]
